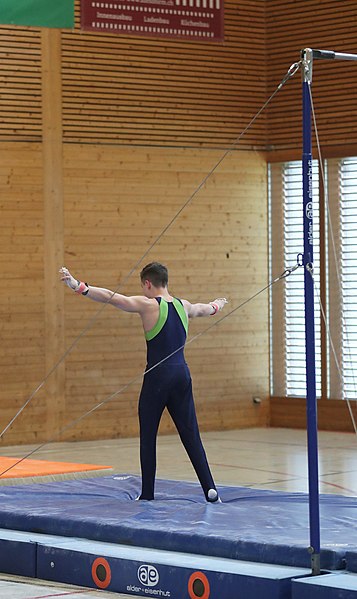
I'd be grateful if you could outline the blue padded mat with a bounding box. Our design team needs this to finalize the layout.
[0,474,355,570]
[346,552,357,573]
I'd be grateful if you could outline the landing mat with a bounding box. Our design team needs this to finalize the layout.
[0,474,355,570]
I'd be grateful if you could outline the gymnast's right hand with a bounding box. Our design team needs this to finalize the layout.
[59,266,80,291]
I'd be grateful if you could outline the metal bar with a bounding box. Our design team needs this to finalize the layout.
[301,48,321,576]
[309,48,357,61]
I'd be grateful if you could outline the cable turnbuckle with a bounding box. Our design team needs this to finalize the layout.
[278,60,302,89]
[280,262,302,279]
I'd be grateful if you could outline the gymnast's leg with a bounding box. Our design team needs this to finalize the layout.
[138,373,166,500]
[167,366,219,501]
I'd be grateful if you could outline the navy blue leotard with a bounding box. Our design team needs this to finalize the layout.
[138,297,216,500]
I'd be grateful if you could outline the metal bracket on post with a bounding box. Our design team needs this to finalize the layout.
[301,48,313,84]
[310,551,321,577]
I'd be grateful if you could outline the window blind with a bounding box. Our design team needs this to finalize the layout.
[339,157,357,400]
[270,160,321,397]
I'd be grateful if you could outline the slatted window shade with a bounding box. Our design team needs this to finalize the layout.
[270,161,321,398]
[338,158,357,400]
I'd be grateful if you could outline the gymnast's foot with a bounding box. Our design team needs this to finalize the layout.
[136,494,154,501]
[207,488,222,503]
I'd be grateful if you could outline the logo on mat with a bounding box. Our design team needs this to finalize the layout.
[138,564,160,587]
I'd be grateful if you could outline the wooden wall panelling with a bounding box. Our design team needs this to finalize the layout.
[0,27,42,141]
[61,146,269,441]
[0,29,42,446]
[60,0,266,148]
[41,29,66,439]
[0,2,270,151]
[0,144,45,445]
[0,2,270,445]
[270,397,357,433]
[266,0,357,157]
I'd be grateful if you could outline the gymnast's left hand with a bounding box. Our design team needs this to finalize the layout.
[211,298,228,312]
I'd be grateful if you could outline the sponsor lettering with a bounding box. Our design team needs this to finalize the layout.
[144,16,170,24]
[126,584,171,596]
[138,565,159,587]
[181,19,210,28]
[125,565,171,596]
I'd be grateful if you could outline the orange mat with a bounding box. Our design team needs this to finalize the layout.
[0,456,112,480]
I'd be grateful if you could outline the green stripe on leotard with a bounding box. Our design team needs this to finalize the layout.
[145,298,188,341]
[145,298,168,341]
[172,298,188,336]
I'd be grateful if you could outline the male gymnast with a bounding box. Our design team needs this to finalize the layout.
[60,262,227,502]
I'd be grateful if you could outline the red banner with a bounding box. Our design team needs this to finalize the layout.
[81,0,224,42]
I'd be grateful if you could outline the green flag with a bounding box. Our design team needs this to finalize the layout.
[0,0,74,28]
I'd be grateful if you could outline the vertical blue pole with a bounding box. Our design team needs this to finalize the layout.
[302,48,321,575]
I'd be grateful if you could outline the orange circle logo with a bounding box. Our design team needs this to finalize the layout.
[188,571,210,599]
[91,557,112,589]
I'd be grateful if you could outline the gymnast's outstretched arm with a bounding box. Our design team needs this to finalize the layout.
[59,266,150,313]
[182,297,227,318]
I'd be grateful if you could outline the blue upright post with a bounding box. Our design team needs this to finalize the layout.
[299,45,357,575]
[301,48,321,576]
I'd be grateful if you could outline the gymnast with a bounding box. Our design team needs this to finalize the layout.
[60,262,227,502]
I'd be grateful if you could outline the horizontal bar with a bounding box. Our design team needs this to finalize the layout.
[312,48,357,61]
